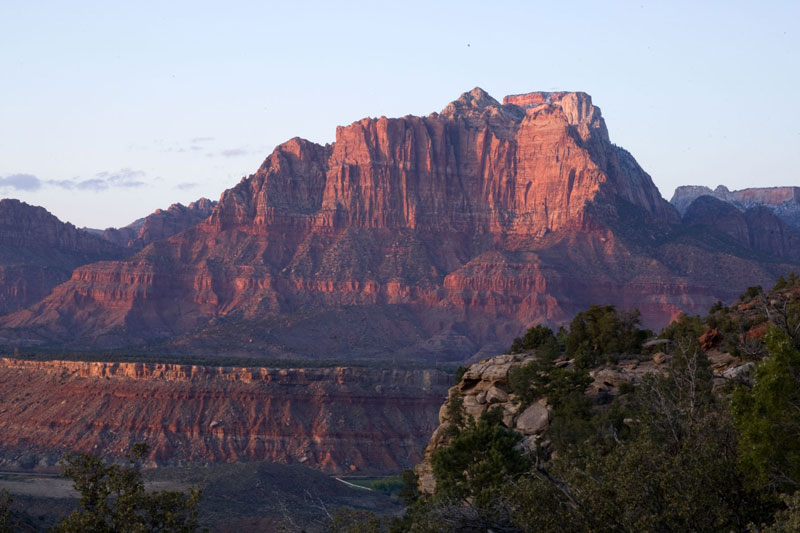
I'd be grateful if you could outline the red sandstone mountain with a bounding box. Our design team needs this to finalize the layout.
[101,198,216,250]
[1,89,797,359]
[0,199,124,316]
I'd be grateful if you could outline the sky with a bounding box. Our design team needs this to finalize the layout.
[1,0,798,229]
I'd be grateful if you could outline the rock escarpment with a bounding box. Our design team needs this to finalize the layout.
[414,348,751,494]
[0,199,124,315]
[0,357,450,474]
[101,198,216,250]
[1,89,798,358]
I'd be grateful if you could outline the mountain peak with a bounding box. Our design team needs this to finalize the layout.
[6,89,789,359]
[440,87,502,117]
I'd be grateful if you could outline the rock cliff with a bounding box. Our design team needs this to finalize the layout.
[0,357,450,474]
[1,89,797,358]
[0,199,124,315]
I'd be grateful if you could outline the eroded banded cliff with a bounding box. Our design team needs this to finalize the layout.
[0,357,449,474]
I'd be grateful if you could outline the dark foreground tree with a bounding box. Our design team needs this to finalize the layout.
[54,443,202,533]
[733,327,800,493]
[0,490,12,533]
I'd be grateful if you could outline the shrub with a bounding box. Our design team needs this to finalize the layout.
[431,408,530,509]
[564,306,649,367]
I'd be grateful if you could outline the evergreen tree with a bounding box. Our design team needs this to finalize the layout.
[733,328,800,493]
[54,444,202,533]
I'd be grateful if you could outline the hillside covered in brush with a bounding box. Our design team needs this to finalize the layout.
[331,275,800,532]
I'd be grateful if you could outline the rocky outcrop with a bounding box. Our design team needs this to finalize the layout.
[102,198,216,250]
[0,357,450,474]
[1,89,798,358]
[671,185,800,231]
[415,347,749,494]
[0,199,124,315]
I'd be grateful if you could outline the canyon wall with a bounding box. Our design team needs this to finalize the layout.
[0,357,450,474]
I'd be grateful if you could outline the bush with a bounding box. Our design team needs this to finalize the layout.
[660,312,705,343]
[431,408,530,509]
[564,306,649,367]
[510,325,558,356]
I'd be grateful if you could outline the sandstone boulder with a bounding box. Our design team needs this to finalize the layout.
[515,402,551,435]
[653,352,668,365]
[485,385,508,404]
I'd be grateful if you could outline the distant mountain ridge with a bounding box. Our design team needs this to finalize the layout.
[1,89,798,359]
[671,185,800,231]
[0,199,124,315]
[0,197,216,318]
[100,198,217,250]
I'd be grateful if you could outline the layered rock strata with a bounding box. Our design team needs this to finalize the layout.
[0,357,450,474]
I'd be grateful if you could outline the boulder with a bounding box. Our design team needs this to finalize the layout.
[515,402,550,435]
[485,386,508,404]
[652,352,668,365]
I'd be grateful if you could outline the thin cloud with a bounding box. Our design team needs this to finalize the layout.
[177,182,199,190]
[0,173,42,191]
[94,168,146,187]
[75,178,109,191]
[47,179,76,189]
[12,168,153,192]
[220,148,249,157]
[191,136,214,143]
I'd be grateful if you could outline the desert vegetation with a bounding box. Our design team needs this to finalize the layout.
[327,274,800,532]
[2,276,799,531]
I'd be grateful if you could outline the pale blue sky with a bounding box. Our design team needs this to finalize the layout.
[1,0,798,228]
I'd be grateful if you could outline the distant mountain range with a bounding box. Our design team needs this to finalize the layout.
[671,184,800,231]
[0,197,215,318]
[96,198,216,250]
[1,88,798,361]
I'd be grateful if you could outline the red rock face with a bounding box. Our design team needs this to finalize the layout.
[102,198,216,250]
[0,199,124,315]
[0,358,449,473]
[1,89,797,358]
